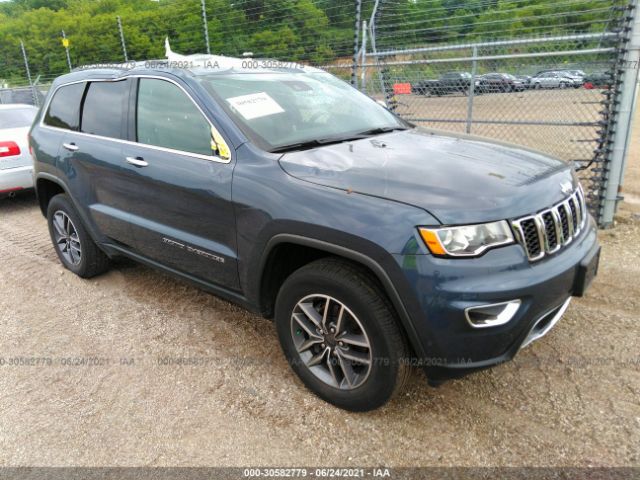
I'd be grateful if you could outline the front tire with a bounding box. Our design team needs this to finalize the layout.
[47,194,110,278]
[275,258,411,412]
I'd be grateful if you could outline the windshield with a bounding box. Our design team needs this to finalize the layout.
[0,107,37,129]
[198,72,407,152]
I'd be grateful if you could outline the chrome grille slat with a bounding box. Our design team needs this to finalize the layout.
[512,186,588,262]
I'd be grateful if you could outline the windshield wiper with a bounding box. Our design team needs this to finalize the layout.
[270,126,409,153]
[271,136,360,153]
[352,126,408,136]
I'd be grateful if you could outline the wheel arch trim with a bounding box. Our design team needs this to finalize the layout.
[259,233,427,359]
[35,173,70,216]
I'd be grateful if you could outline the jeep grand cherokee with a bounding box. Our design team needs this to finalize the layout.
[29,60,600,411]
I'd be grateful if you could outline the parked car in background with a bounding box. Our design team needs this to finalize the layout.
[565,69,586,79]
[515,75,532,89]
[412,72,472,96]
[531,71,575,89]
[584,71,613,89]
[477,73,525,93]
[0,104,38,197]
[558,71,584,88]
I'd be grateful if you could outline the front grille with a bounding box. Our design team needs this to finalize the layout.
[512,186,587,261]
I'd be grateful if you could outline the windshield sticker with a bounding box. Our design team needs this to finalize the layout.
[226,92,285,120]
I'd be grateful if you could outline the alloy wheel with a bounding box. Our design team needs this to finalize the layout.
[52,210,82,266]
[290,294,372,390]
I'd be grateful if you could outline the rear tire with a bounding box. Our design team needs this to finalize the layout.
[47,194,110,278]
[275,258,411,412]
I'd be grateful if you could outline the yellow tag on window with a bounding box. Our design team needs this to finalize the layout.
[211,126,231,160]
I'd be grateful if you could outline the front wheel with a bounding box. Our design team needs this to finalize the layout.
[275,258,411,411]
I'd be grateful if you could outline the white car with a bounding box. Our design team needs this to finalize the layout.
[0,104,38,197]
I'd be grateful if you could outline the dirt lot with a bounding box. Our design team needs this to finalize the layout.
[0,115,639,468]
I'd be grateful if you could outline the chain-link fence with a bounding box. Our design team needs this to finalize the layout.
[1,0,638,226]
[344,0,639,227]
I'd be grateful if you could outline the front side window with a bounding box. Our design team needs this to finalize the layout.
[81,80,129,139]
[44,83,86,130]
[136,78,212,156]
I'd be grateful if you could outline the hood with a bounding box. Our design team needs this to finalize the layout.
[278,129,576,225]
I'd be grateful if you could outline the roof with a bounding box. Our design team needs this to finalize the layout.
[64,38,322,83]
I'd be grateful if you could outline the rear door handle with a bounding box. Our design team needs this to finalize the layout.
[63,143,79,152]
[126,157,149,167]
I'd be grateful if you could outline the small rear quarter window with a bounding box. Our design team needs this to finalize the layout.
[44,83,86,131]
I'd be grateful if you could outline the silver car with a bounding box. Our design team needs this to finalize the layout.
[531,72,574,89]
[0,104,38,197]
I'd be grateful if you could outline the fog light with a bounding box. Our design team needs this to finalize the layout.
[465,300,521,328]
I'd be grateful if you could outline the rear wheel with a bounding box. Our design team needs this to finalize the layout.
[275,258,411,411]
[47,194,110,278]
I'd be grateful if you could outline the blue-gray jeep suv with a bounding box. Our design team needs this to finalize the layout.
[29,60,600,411]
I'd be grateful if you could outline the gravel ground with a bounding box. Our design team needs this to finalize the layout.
[0,116,639,468]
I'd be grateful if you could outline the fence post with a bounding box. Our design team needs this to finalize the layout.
[19,40,38,107]
[201,0,211,55]
[360,20,367,92]
[117,16,129,62]
[61,30,72,72]
[351,0,362,87]
[466,45,478,134]
[600,3,640,227]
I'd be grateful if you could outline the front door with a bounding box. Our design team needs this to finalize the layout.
[121,77,239,290]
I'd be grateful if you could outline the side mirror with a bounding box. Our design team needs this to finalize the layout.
[211,126,231,161]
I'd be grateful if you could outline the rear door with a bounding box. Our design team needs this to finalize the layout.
[57,79,136,246]
[121,76,239,289]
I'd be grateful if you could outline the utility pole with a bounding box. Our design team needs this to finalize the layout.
[466,45,478,134]
[360,20,367,92]
[61,30,72,72]
[201,0,211,55]
[117,16,129,62]
[351,0,362,87]
[20,40,38,107]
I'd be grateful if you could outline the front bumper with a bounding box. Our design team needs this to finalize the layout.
[0,165,34,194]
[393,216,600,382]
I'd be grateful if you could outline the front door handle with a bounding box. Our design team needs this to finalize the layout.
[126,157,149,167]
[63,142,79,152]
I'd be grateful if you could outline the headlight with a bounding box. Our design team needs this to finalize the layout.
[418,221,514,257]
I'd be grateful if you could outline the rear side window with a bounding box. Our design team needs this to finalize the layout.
[81,80,129,139]
[44,83,86,130]
[136,78,212,156]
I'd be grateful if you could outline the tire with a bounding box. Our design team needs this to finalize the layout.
[559,82,567,89]
[275,258,411,412]
[47,194,110,278]
[535,83,541,90]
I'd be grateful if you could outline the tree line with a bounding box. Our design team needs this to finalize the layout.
[0,0,621,85]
